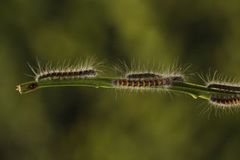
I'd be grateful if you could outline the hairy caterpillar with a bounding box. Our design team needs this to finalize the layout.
[28,58,100,82]
[113,73,185,88]
[113,78,170,88]
[126,72,162,79]
[207,83,240,93]
[209,94,240,107]
[35,69,97,82]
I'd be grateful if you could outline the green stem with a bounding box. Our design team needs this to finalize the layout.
[16,77,239,101]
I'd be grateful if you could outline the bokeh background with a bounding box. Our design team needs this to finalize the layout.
[1,0,240,160]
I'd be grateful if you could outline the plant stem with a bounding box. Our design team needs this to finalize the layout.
[16,77,239,101]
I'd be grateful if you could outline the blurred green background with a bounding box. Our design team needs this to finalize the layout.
[1,0,240,160]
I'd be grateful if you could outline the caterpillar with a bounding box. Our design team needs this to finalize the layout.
[35,69,97,82]
[209,94,240,107]
[113,74,185,88]
[125,72,162,79]
[126,72,184,81]
[113,78,170,88]
[207,83,240,93]
[28,58,100,82]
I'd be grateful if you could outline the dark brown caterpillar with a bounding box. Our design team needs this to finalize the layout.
[36,69,97,82]
[210,94,240,107]
[207,83,240,93]
[112,78,170,88]
[126,72,162,79]
[113,74,185,88]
